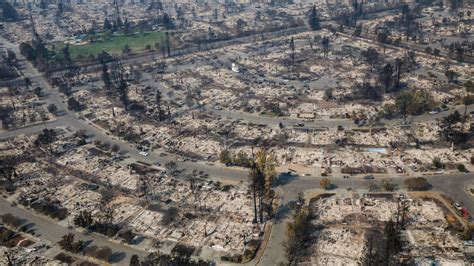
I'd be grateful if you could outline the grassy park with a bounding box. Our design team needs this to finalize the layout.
[55,31,165,59]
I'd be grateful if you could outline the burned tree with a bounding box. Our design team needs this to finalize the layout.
[34,128,57,154]
[0,156,18,183]
[322,36,330,58]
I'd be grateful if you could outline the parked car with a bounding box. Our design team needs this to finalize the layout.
[454,202,462,209]
[429,108,440,115]
[293,122,304,127]
[139,151,149,156]
[401,120,411,126]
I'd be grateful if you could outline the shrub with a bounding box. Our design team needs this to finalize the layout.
[118,229,135,244]
[1,213,23,228]
[457,164,468,172]
[433,157,443,168]
[47,104,58,115]
[162,207,179,225]
[320,178,331,190]
[111,144,120,153]
[404,177,431,191]
[95,246,112,262]
[54,253,75,264]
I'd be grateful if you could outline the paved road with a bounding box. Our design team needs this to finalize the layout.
[429,173,474,213]
[259,172,474,265]
[1,36,249,181]
[0,120,61,140]
[0,198,148,265]
[1,22,474,265]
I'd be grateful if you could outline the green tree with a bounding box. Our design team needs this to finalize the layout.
[130,254,140,266]
[308,5,320,30]
[284,208,311,265]
[379,63,394,92]
[320,178,331,189]
[1,0,19,21]
[440,110,463,143]
[219,149,232,165]
[63,44,71,65]
[103,18,112,30]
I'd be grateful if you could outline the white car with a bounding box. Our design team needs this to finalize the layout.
[139,151,149,156]
[429,110,439,115]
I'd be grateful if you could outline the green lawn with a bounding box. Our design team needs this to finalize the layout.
[57,31,165,59]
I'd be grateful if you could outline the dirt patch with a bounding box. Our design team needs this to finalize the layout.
[307,192,335,206]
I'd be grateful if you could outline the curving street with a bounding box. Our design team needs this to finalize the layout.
[1,27,473,265]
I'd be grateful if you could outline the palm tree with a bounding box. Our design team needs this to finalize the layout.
[248,163,259,223]
[59,233,75,251]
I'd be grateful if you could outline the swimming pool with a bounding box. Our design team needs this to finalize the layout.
[366,148,388,154]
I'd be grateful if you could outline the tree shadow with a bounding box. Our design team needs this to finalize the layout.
[19,222,36,234]
[273,173,298,187]
[82,240,93,249]
[274,203,291,224]
[20,222,35,231]
[133,235,145,245]
[55,109,67,117]
[109,252,126,263]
